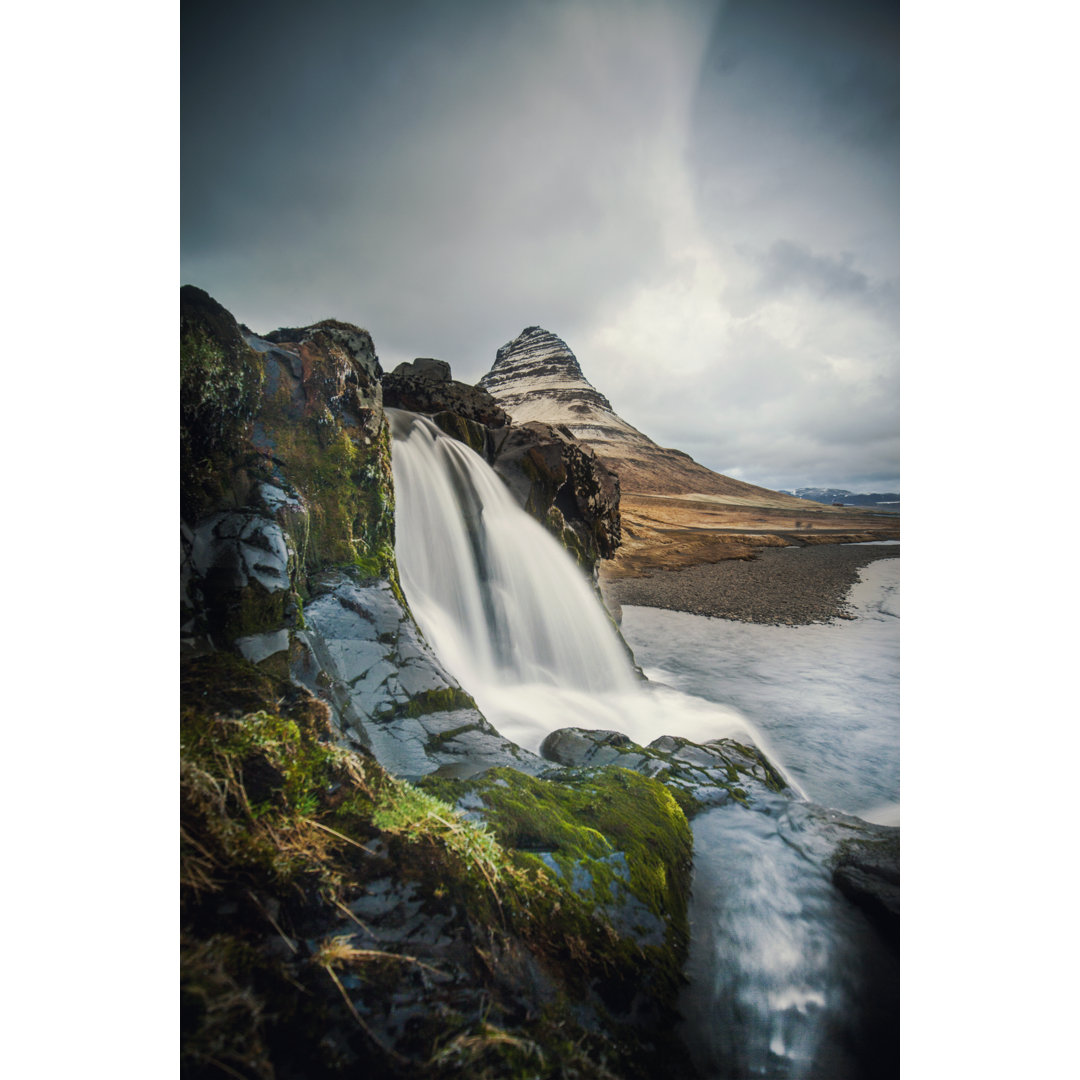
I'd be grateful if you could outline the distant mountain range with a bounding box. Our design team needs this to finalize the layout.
[782,488,900,509]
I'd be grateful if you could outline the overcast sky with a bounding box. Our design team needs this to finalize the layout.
[182,0,898,493]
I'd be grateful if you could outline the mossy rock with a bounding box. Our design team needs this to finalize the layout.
[181,653,698,1079]
[421,766,694,1014]
[181,286,266,521]
[182,288,403,653]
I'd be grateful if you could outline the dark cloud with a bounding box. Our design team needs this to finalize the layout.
[182,0,898,493]
[748,240,899,328]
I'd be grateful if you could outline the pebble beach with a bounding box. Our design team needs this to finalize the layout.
[602,543,900,626]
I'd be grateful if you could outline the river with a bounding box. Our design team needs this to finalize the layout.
[620,559,900,1079]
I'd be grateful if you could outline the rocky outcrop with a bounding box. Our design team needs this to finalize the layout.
[490,421,621,568]
[382,358,509,429]
[539,726,790,815]
[291,574,542,780]
[181,287,392,648]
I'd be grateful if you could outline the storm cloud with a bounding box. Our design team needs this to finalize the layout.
[182,0,899,493]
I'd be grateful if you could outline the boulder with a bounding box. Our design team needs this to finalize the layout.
[382,357,509,429]
[539,726,791,814]
[831,829,900,944]
[391,356,451,381]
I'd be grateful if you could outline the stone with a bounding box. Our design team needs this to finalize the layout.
[540,728,636,768]
[294,576,544,780]
[539,727,791,813]
[831,829,900,944]
[490,420,621,567]
[391,357,452,382]
[382,359,509,429]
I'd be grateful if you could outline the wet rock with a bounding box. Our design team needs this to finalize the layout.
[540,728,636,768]
[420,763,695,1018]
[831,828,900,944]
[539,727,791,815]
[294,575,545,781]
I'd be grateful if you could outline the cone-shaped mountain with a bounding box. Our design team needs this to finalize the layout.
[479,327,804,503]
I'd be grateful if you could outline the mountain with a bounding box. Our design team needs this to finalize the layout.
[479,326,805,505]
[785,488,901,510]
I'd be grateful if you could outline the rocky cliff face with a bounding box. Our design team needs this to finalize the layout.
[490,421,621,565]
[180,285,533,780]
[480,326,807,503]
[180,288,700,1079]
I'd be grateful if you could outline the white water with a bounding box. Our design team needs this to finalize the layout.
[388,410,795,776]
[679,798,898,1080]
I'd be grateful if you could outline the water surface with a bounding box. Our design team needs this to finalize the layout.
[620,558,899,820]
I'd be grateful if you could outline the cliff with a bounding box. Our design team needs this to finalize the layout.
[180,287,699,1079]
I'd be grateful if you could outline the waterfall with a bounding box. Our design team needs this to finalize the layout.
[388,408,795,766]
[387,410,896,1080]
[389,409,636,689]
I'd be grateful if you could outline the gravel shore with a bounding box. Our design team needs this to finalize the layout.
[602,543,900,626]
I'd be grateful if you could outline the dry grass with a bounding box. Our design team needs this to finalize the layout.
[605,492,899,579]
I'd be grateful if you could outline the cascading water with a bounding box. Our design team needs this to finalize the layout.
[388,408,636,695]
[388,409,796,768]
[388,409,896,1079]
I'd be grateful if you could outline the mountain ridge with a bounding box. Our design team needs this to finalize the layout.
[784,487,900,509]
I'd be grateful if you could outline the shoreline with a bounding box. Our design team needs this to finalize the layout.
[601,543,900,626]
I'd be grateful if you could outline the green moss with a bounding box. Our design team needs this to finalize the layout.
[424,723,481,752]
[182,652,698,1078]
[400,687,478,719]
[422,765,693,950]
[180,326,265,521]
[432,412,488,456]
[255,390,396,582]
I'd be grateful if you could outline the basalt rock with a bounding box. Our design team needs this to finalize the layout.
[490,421,621,570]
[181,287,395,652]
[382,357,509,429]
[831,828,900,945]
[539,726,791,816]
